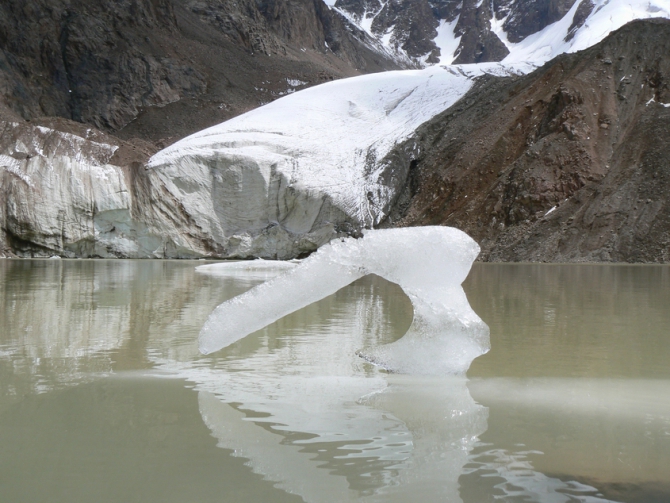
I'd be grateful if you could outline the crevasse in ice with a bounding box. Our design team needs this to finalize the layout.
[199,226,489,374]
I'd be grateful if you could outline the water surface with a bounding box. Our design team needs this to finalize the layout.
[1,260,669,502]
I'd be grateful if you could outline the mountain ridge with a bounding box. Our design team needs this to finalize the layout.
[385,18,670,262]
[331,0,669,66]
[1,2,670,261]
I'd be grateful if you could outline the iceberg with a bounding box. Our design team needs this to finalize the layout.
[199,226,489,375]
[195,258,298,281]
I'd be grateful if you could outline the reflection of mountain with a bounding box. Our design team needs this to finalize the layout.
[0,374,303,503]
[466,263,670,378]
[467,377,670,497]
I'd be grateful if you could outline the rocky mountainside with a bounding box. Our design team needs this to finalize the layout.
[331,0,666,65]
[1,1,669,262]
[0,0,401,146]
[386,19,670,262]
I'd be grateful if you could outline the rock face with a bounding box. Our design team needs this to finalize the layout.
[0,1,205,132]
[385,19,670,263]
[497,0,579,43]
[0,0,402,145]
[332,0,581,64]
[331,0,667,66]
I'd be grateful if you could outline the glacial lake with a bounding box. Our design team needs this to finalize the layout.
[1,259,669,503]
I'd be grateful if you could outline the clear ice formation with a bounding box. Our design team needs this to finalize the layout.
[199,226,490,374]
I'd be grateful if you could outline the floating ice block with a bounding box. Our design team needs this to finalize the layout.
[199,227,489,374]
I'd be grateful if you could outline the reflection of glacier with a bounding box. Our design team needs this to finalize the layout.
[0,260,135,394]
[199,227,490,375]
[0,259,229,395]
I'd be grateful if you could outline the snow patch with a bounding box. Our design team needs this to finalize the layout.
[502,0,670,65]
[434,17,462,65]
[286,78,307,87]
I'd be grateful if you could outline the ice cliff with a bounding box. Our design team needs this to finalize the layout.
[1,64,531,258]
[0,122,218,258]
[145,63,531,258]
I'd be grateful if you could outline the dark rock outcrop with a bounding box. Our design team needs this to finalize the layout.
[497,0,578,43]
[452,0,510,64]
[385,19,670,263]
[369,0,442,62]
[334,0,585,65]
[0,0,402,146]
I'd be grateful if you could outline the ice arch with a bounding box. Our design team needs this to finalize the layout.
[199,227,489,374]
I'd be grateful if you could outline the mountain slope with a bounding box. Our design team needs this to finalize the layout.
[331,0,670,66]
[386,18,670,262]
[0,0,402,146]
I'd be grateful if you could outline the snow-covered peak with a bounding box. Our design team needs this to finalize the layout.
[501,0,670,63]
[330,0,670,67]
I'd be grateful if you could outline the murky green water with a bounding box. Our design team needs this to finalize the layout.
[1,259,669,503]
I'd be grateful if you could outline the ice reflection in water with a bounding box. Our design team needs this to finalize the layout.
[159,259,618,503]
[155,257,490,501]
[2,260,670,502]
[197,377,486,503]
[0,259,136,396]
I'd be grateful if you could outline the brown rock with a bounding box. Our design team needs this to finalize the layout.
[384,19,670,263]
[0,0,403,146]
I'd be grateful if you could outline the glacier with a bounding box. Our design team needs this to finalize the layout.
[3,1,669,259]
[147,63,532,258]
[199,226,490,375]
